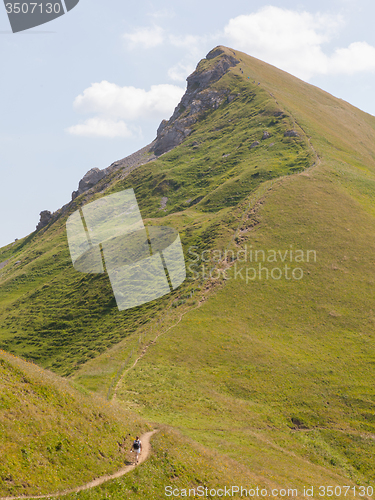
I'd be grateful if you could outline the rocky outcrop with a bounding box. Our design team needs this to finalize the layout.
[151,47,240,156]
[262,131,271,140]
[34,47,241,231]
[36,210,52,230]
[68,47,239,200]
[72,168,106,200]
[36,141,158,233]
[284,130,299,137]
[71,142,157,200]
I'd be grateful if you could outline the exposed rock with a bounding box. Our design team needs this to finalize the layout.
[71,142,157,200]
[284,130,299,137]
[250,141,260,148]
[160,197,168,210]
[36,210,52,230]
[151,47,240,156]
[262,131,271,140]
[72,168,106,200]
[157,120,168,136]
[151,120,193,157]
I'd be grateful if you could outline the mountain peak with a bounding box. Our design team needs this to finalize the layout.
[150,46,240,156]
[62,46,240,208]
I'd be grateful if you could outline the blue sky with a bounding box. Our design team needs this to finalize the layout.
[0,0,374,247]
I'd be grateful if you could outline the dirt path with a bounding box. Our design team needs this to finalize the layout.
[111,112,317,401]
[112,303,203,400]
[0,430,157,500]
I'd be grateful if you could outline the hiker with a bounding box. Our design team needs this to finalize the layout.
[130,436,142,464]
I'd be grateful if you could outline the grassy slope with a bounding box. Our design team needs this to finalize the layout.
[117,173,375,490]
[0,351,273,500]
[0,349,150,497]
[1,46,375,497]
[58,426,286,500]
[105,48,375,491]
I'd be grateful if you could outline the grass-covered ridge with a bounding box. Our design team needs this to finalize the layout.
[109,64,313,216]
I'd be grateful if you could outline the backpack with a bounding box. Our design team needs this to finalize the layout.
[133,440,140,450]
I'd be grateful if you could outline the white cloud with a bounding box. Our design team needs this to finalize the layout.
[73,81,184,120]
[223,6,375,80]
[121,27,217,83]
[123,25,164,49]
[330,42,375,74]
[120,9,375,84]
[66,118,138,138]
[67,82,185,138]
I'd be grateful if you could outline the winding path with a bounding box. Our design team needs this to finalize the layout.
[112,302,203,400]
[0,430,157,500]
[111,104,322,402]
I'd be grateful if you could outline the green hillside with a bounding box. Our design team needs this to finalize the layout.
[1,45,375,496]
[0,351,274,500]
[0,47,314,377]
[0,349,150,497]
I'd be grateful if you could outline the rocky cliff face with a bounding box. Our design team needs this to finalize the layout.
[36,47,239,229]
[71,168,106,200]
[150,46,239,156]
[70,47,239,201]
[72,47,239,198]
[36,210,52,230]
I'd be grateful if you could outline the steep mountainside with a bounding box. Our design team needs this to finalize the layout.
[1,46,375,496]
[0,46,314,375]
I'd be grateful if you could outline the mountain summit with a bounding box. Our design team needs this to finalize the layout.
[151,46,240,155]
[42,44,314,224]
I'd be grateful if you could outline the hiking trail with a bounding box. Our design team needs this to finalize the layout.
[0,430,157,500]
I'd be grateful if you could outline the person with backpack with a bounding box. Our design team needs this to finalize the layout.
[130,436,142,464]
